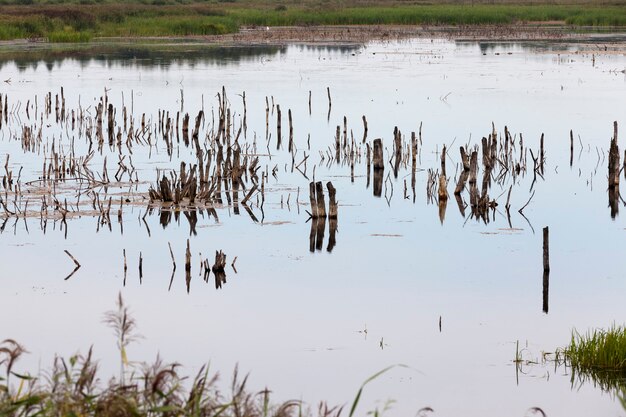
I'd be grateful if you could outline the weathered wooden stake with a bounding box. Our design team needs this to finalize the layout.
[315,181,326,218]
[570,129,574,167]
[327,181,337,219]
[543,226,550,272]
[309,182,318,218]
[362,115,368,143]
[288,109,293,152]
[276,104,282,149]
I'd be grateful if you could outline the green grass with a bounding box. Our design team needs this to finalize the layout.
[97,15,237,37]
[228,5,580,26]
[565,325,626,371]
[559,325,626,397]
[0,3,626,42]
[47,28,93,42]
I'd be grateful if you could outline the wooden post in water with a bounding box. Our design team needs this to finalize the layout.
[438,145,448,201]
[107,103,114,146]
[309,182,318,218]
[362,115,368,143]
[570,129,574,167]
[543,226,550,273]
[315,181,326,218]
[343,116,348,148]
[326,87,331,116]
[335,126,341,161]
[373,138,384,170]
[288,109,293,152]
[454,146,470,195]
[327,181,337,219]
[276,105,282,149]
[326,182,337,252]
[542,226,550,314]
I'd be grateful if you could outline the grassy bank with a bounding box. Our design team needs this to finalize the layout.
[0,2,626,42]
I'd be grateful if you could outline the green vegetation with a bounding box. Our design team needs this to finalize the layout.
[0,294,306,416]
[561,325,626,395]
[0,1,625,42]
[0,294,402,417]
[228,5,626,27]
[565,325,626,372]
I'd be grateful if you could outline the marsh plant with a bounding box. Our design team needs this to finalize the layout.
[562,325,626,397]
[0,293,403,417]
[0,293,339,417]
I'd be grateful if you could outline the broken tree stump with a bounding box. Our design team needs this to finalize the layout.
[315,181,326,218]
[543,226,550,273]
[327,181,337,219]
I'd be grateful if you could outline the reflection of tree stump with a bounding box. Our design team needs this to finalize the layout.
[212,250,226,273]
[438,174,448,202]
[438,197,447,225]
[373,138,384,170]
[608,122,620,219]
[373,168,383,198]
[327,218,337,253]
[543,270,549,314]
[185,239,191,294]
[609,186,619,219]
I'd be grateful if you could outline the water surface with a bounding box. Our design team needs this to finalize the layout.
[1,37,626,417]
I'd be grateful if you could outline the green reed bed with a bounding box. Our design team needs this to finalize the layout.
[0,3,625,42]
[565,325,626,372]
[560,325,626,397]
[228,4,582,26]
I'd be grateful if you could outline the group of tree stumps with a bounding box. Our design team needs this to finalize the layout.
[308,181,338,253]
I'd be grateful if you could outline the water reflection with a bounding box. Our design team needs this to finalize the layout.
[308,216,338,253]
[570,366,626,401]
[0,42,362,72]
[542,271,549,314]
[0,44,286,72]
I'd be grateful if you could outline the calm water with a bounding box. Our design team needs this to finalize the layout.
[1,37,626,416]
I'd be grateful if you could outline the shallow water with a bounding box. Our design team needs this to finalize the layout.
[1,37,626,416]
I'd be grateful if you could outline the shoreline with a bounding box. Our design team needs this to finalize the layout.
[1,24,626,49]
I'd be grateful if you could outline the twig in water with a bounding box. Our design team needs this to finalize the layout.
[518,190,536,214]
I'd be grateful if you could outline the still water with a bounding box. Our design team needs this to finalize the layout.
[1,37,626,416]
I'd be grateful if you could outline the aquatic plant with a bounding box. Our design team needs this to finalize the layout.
[0,294,406,417]
[560,325,626,395]
[565,325,626,372]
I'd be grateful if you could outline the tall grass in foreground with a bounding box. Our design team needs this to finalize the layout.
[0,294,401,417]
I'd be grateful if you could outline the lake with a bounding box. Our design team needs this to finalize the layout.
[1,34,626,416]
